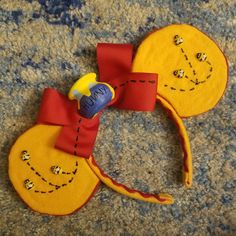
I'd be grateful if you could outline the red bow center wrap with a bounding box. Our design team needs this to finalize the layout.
[37,44,158,158]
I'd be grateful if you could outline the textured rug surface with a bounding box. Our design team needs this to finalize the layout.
[0,0,235,235]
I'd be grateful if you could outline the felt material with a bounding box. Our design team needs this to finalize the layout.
[97,43,158,111]
[37,88,100,158]
[156,94,192,187]
[8,124,100,215]
[87,95,192,204]
[132,24,228,117]
[87,156,174,204]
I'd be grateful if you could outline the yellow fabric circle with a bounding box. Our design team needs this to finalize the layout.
[9,124,100,215]
[132,24,228,117]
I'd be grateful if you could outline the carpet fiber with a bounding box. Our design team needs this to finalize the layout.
[0,0,235,235]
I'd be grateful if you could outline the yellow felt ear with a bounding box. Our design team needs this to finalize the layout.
[9,125,100,215]
[132,24,228,117]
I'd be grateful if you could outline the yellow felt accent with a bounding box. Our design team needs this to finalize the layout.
[132,24,228,117]
[156,94,192,187]
[9,125,100,215]
[87,157,174,205]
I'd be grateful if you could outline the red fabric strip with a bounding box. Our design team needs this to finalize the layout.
[37,88,100,158]
[97,43,158,111]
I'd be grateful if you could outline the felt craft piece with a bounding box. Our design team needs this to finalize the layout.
[37,88,100,158]
[9,124,100,215]
[82,43,193,205]
[9,38,195,214]
[132,24,228,117]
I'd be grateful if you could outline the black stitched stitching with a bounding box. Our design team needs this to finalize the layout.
[139,80,145,83]
[171,87,176,90]
[41,178,47,182]
[206,74,211,79]
[130,80,136,83]
[148,80,155,84]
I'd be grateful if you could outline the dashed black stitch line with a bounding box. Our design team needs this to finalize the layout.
[25,160,78,192]
[74,143,78,148]
[62,171,71,175]
[75,136,78,142]
[130,80,136,83]
[206,74,211,79]
[139,80,145,83]
[148,80,155,84]
[77,127,80,132]
[35,172,41,177]
[68,177,74,183]
[165,47,213,92]
[74,150,77,155]
[41,178,47,183]
[120,83,126,87]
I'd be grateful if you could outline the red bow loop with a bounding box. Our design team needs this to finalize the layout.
[97,43,158,111]
[37,43,158,158]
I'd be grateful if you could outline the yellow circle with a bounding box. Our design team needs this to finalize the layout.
[9,125,100,215]
[132,24,228,117]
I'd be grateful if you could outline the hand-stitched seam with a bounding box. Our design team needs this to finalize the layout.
[164,47,213,92]
[112,79,156,90]
[25,160,78,193]
[74,118,82,156]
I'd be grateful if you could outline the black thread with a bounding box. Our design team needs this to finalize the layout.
[206,74,211,79]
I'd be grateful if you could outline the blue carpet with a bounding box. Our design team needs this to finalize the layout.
[0,0,235,235]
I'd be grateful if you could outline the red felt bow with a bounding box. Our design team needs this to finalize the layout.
[37,44,158,157]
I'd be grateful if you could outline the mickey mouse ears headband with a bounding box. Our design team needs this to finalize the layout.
[8,24,228,215]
